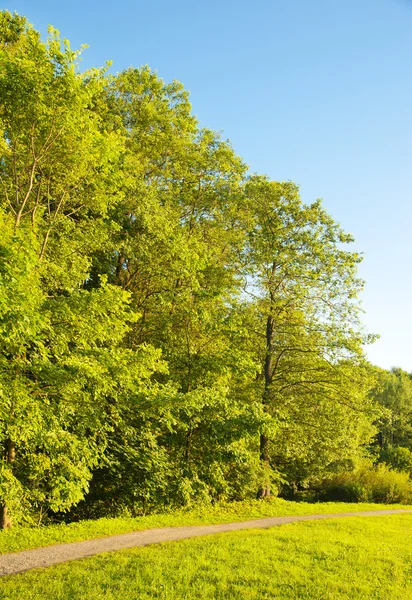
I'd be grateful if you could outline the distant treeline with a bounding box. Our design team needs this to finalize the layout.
[0,11,410,529]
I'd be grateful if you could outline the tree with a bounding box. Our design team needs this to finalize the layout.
[81,67,265,512]
[0,14,164,528]
[241,177,376,497]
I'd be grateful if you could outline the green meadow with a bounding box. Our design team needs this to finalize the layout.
[2,514,412,600]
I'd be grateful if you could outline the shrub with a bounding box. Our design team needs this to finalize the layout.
[315,462,412,504]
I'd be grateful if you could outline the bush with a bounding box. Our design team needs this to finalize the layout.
[315,463,412,504]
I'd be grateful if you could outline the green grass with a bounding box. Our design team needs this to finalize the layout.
[2,515,412,599]
[1,498,411,555]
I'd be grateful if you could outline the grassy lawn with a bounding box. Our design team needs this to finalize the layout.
[1,514,412,599]
[1,499,412,555]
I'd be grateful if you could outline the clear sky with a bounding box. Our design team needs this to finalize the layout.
[4,0,412,371]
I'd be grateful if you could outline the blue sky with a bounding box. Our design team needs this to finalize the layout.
[4,0,412,370]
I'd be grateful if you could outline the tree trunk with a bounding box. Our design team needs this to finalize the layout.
[0,505,12,530]
[0,439,16,530]
[257,433,271,498]
[115,253,126,287]
[257,312,274,499]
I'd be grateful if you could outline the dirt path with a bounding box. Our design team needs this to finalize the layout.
[1,509,412,577]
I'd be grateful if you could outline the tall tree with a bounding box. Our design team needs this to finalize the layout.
[0,13,164,528]
[81,67,265,512]
[241,177,376,497]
